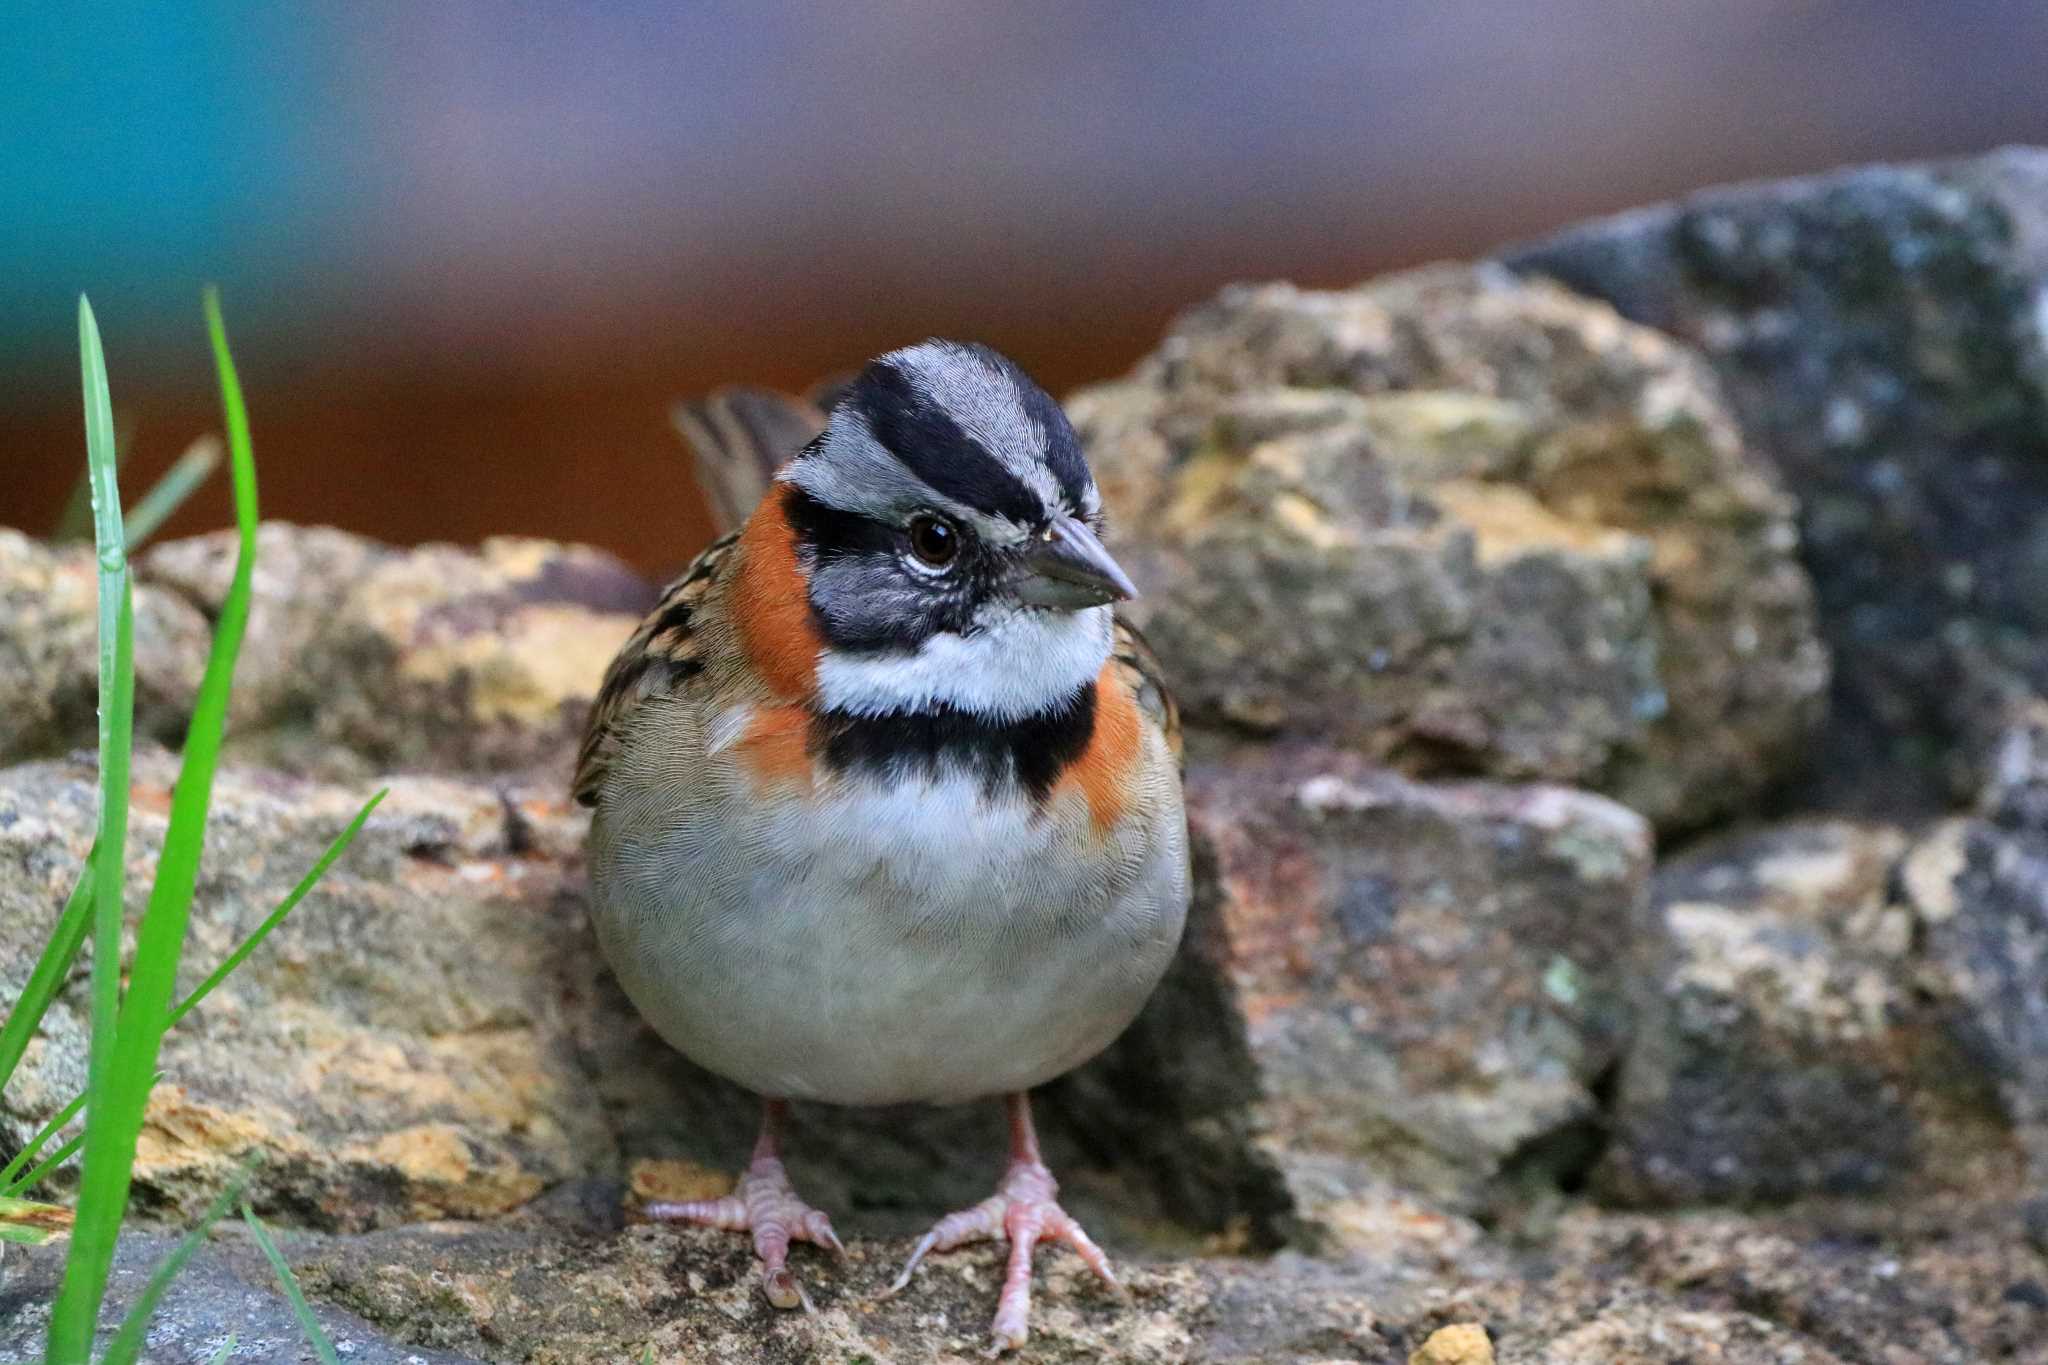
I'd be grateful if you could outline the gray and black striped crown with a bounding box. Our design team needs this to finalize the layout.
[800,340,1094,526]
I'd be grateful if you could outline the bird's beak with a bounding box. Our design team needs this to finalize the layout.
[1011,514,1138,610]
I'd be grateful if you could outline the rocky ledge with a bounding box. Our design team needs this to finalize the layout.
[6,150,2048,1363]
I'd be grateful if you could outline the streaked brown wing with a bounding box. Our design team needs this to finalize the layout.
[573,530,740,806]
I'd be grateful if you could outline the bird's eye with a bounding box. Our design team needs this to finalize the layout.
[907,514,959,567]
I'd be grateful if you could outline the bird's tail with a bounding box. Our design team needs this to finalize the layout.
[670,387,831,536]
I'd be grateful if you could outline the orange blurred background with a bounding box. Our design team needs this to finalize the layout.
[7,3,2048,578]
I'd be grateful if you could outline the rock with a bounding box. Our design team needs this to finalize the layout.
[1599,818,2023,1205]
[143,525,654,781]
[1527,1201,2048,1365]
[1507,148,2048,815]
[306,535,652,778]
[0,1225,475,1364]
[13,1188,2038,1363]
[1178,747,1656,1223]
[0,529,213,764]
[140,522,397,745]
[1071,264,1827,831]
[0,747,616,1231]
[1902,819,2048,1172]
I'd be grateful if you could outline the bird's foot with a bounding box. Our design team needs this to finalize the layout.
[882,1155,1126,1355]
[644,1147,845,1311]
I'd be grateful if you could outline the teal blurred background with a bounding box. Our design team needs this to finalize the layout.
[7,3,2048,573]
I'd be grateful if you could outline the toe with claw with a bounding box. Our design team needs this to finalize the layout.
[882,1093,1126,1354]
[644,1099,843,1311]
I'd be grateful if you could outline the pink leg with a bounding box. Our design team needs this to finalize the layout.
[643,1099,845,1311]
[883,1093,1127,1355]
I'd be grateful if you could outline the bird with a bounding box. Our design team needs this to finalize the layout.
[574,339,1190,1353]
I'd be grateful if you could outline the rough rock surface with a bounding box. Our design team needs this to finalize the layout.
[1183,749,1655,1220]
[0,529,214,765]
[0,747,614,1230]
[8,1190,2043,1363]
[1508,147,2048,814]
[1071,263,1828,831]
[1599,818,2023,1205]
[1894,701,2048,1171]
[142,526,653,779]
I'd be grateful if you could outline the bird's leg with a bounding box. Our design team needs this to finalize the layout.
[883,1092,1125,1354]
[642,1098,844,1311]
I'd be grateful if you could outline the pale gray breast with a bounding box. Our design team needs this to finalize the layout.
[585,702,1189,1106]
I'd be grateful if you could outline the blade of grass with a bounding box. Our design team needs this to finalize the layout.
[122,435,222,552]
[51,425,131,542]
[1,1131,84,1200]
[240,1203,340,1365]
[167,788,387,1031]
[46,294,139,1364]
[0,859,93,1096]
[99,1170,251,1365]
[0,1091,86,1192]
[205,1336,237,1365]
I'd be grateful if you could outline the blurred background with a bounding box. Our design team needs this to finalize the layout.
[7,2,2048,577]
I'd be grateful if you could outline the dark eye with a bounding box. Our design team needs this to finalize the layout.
[907,514,959,567]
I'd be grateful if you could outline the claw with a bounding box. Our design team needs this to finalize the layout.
[883,1113,1124,1354]
[644,1100,840,1312]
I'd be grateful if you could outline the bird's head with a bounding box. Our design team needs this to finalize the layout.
[765,339,1132,721]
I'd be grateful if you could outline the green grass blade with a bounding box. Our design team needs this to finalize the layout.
[0,1090,86,1192]
[167,788,387,1031]
[205,289,258,544]
[99,1172,251,1365]
[46,294,138,1364]
[241,1203,340,1365]
[2,1130,84,1200]
[0,859,93,1096]
[51,426,130,542]
[122,435,222,551]
[205,1336,237,1365]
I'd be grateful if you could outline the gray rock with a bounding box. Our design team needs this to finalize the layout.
[1902,815,2048,1172]
[0,529,213,765]
[1600,818,2023,1206]
[1507,147,2048,815]
[1072,264,1826,832]
[1181,747,1656,1223]
[0,1227,476,1364]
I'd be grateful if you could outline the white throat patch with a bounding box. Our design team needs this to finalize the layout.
[814,603,1113,721]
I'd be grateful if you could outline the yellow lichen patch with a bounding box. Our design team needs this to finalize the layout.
[341,1122,543,1219]
[133,1085,306,1179]
[1409,1322,1494,1365]
[477,536,567,580]
[628,1157,731,1206]
[1269,492,1349,552]
[400,604,634,724]
[1427,480,1638,566]
[1162,446,1246,535]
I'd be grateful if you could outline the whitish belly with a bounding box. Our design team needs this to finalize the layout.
[589,768,1187,1106]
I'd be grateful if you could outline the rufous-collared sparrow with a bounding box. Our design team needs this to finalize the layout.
[575,340,1189,1352]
